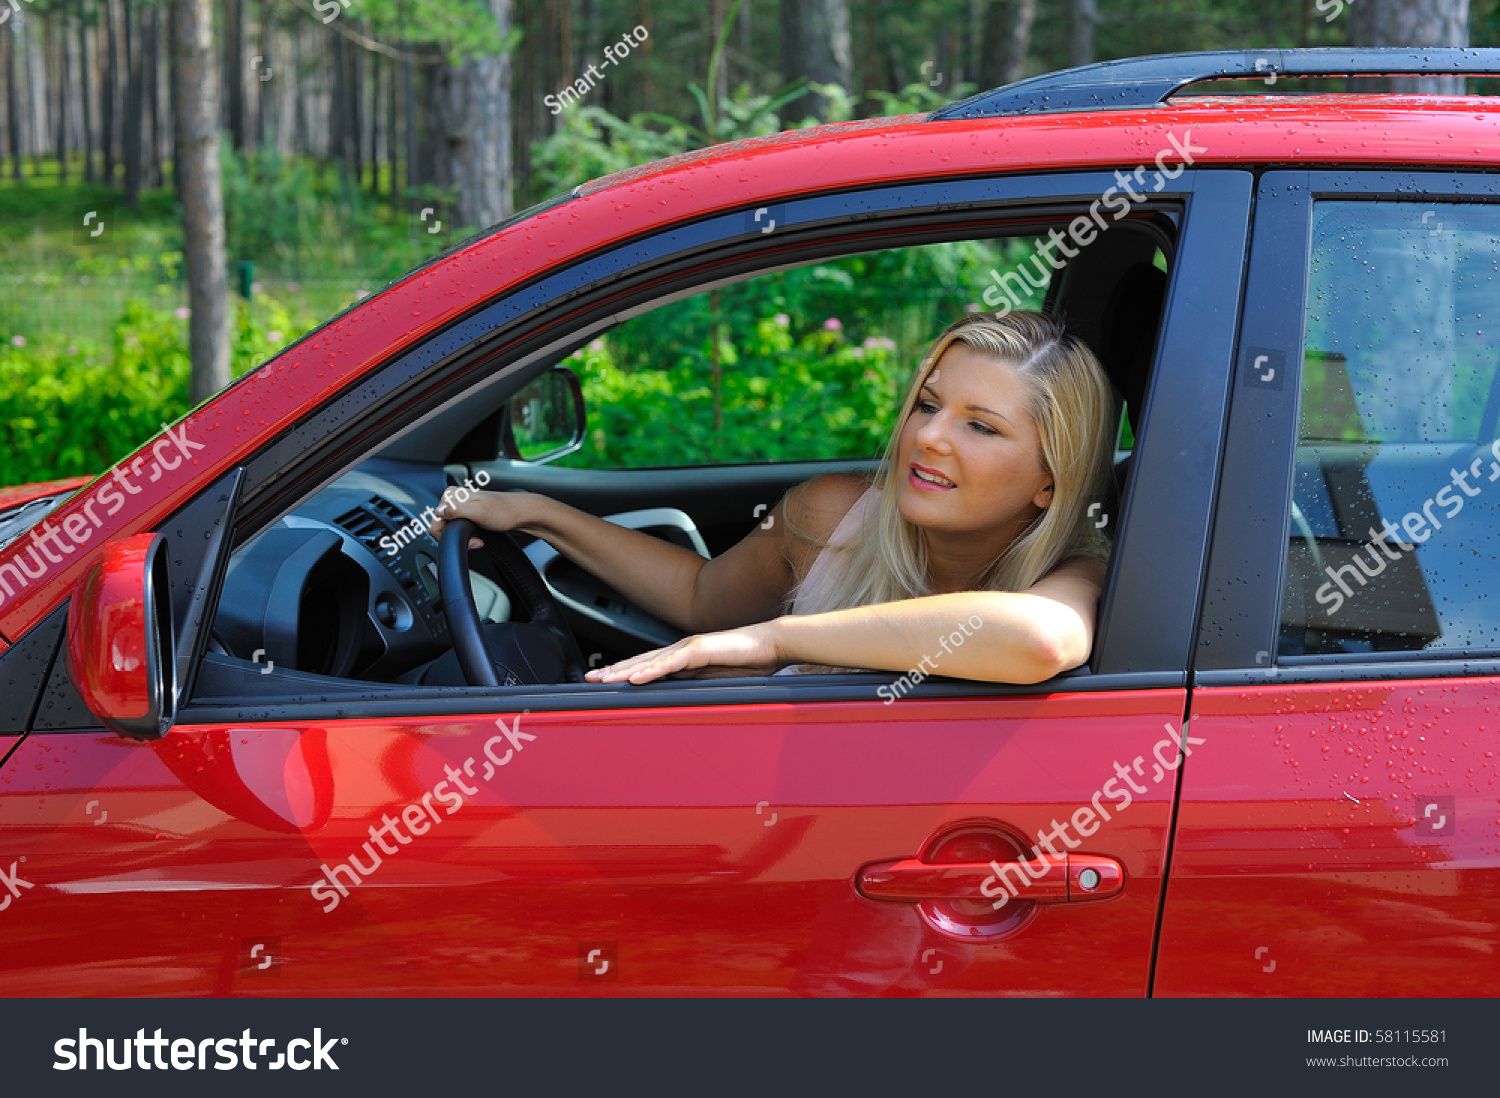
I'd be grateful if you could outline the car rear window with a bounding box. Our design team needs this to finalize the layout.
[1281,201,1500,657]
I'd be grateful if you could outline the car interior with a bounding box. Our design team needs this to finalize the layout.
[193,216,1175,702]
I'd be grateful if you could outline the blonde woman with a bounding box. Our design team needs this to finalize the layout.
[431,311,1117,687]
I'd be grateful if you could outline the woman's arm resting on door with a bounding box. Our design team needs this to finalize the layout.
[585,557,1106,686]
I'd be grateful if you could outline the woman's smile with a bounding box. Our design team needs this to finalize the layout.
[909,462,957,491]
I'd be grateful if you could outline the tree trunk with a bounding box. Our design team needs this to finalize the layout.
[24,14,43,177]
[350,32,362,188]
[1349,0,1470,93]
[53,13,67,184]
[402,48,415,207]
[172,0,230,404]
[144,3,160,189]
[122,0,141,205]
[167,12,179,197]
[1069,0,1096,68]
[79,16,94,182]
[5,26,21,182]
[978,0,1036,89]
[435,0,513,230]
[251,2,268,149]
[386,49,398,201]
[225,0,244,149]
[779,0,851,120]
[103,0,116,186]
[293,26,308,157]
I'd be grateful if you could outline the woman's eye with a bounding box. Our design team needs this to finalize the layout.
[970,421,999,436]
[916,400,938,414]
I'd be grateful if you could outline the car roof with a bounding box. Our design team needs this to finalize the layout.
[579,94,1500,202]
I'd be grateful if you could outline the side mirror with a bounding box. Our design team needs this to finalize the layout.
[66,532,176,740]
[501,365,586,463]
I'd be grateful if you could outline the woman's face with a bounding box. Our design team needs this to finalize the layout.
[894,343,1054,537]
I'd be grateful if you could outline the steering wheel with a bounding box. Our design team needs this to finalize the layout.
[437,518,587,686]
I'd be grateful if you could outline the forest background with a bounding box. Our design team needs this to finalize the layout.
[0,0,1485,483]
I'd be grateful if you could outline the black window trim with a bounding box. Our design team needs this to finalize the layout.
[1194,168,1500,687]
[171,168,1253,725]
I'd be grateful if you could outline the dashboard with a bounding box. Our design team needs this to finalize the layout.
[210,461,510,685]
[201,459,708,694]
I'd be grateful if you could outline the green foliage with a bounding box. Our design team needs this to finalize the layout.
[564,316,904,469]
[529,64,985,199]
[1,295,297,487]
[220,146,435,283]
[0,303,189,487]
[554,239,1029,469]
[315,0,518,63]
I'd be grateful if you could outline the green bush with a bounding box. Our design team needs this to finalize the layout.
[1,294,301,487]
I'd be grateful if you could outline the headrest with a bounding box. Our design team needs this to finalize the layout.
[1099,264,1168,436]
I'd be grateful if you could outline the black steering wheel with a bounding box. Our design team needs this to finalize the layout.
[437,518,587,686]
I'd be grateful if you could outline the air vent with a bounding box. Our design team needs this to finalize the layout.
[333,495,424,558]
[333,504,389,555]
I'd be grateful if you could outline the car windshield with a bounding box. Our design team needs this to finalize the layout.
[0,492,77,553]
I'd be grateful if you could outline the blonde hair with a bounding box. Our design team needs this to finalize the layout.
[786,310,1116,619]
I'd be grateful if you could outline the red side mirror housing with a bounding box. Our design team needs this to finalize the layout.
[66,532,176,739]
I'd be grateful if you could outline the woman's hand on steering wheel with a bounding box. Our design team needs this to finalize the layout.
[584,622,783,685]
[430,486,536,547]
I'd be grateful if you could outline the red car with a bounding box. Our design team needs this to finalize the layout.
[1,48,1498,996]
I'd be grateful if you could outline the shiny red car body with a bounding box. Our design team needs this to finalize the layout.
[1,49,1497,995]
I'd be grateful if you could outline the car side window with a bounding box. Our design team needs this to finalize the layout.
[1280,201,1500,657]
[553,239,1048,470]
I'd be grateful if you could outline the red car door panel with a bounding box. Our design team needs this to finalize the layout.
[1156,677,1500,995]
[1165,171,1500,997]
[1,690,1185,995]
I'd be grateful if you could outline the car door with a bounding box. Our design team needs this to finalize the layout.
[0,167,1249,995]
[1157,171,1500,996]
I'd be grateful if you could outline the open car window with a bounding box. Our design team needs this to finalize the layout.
[191,214,1175,700]
[555,238,1047,470]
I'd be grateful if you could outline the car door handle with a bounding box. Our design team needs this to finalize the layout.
[858,853,1124,904]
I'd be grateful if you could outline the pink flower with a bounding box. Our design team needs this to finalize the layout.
[862,336,896,351]
[355,290,369,300]
[266,331,283,343]
[822,317,842,332]
[175,307,191,319]
[965,302,981,313]
[250,282,263,294]
[773,313,790,328]
[9,335,24,347]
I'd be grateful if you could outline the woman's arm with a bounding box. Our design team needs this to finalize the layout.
[430,474,864,635]
[584,556,1106,685]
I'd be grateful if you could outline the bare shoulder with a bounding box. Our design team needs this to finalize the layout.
[782,472,875,544]
[779,472,875,578]
[1029,554,1108,595]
